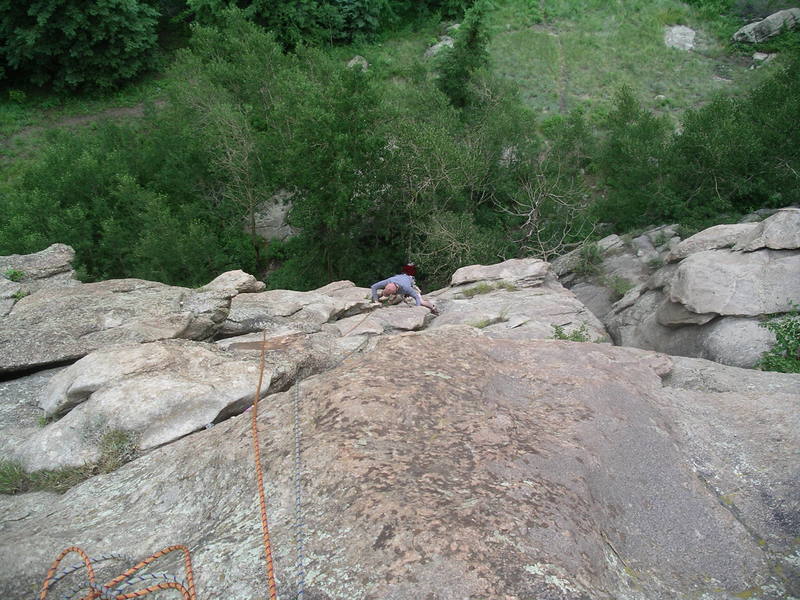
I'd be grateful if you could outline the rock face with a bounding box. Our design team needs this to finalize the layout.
[1,330,797,600]
[433,258,609,341]
[732,8,800,43]
[605,209,800,367]
[0,243,79,296]
[0,278,237,374]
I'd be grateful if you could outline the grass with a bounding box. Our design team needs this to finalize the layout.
[486,0,779,125]
[601,274,635,299]
[3,268,24,281]
[575,242,603,276]
[461,280,518,298]
[0,429,139,495]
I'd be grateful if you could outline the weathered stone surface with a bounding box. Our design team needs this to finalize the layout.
[732,207,800,252]
[0,279,239,374]
[669,249,800,316]
[0,277,21,316]
[656,299,716,327]
[0,243,79,295]
[0,368,62,460]
[1,331,796,599]
[665,25,696,50]
[732,8,800,43]
[660,356,800,578]
[450,258,551,288]
[200,270,266,294]
[333,305,430,337]
[220,289,342,337]
[431,280,609,341]
[252,189,295,242]
[14,340,267,471]
[606,289,777,368]
[667,223,756,262]
[312,281,372,317]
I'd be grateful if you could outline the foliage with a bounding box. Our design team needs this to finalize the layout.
[0,0,159,91]
[3,268,24,282]
[592,56,800,230]
[0,430,138,495]
[552,323,591,342]
[461,280,516,298]
[601,275,635,299]
[591,87,674,229]
[574,242,603,276]
[437,0,491,109]
[758,306,800,373]
[185,0,474,49]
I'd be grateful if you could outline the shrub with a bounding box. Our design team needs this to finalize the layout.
[552,323,591,342]
[2,268,24,282]
[759,307,800,373]
[0,0,159,91]
[575,242,603,276]
[437,0,491,109]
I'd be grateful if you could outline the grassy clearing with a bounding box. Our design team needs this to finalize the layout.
[487,0,779,123]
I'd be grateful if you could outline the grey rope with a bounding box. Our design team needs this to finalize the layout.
[292,382,306,600]
[111,572,188,593]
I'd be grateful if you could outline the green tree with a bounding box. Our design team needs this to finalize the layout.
[436,0,491,109]
[0,0,159,91]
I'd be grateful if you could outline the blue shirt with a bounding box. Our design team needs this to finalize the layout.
[370,274,421,306]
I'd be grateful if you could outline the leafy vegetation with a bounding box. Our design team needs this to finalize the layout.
[758,306,800,373]
[552,323,592,342]
[0,0,160,92]
[2,268,24,282]
[0,0,798,295]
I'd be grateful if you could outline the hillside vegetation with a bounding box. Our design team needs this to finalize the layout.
[0,0,798,290]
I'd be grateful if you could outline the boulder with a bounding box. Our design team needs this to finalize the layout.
[1,331,797,599]
[0,368,62,461]
[0,278,238,374]
[333,305,431,337]
[346,55,369,71]
[667,223,756,262]
[220,289,344,337]
[14,340,266,471]
[424,35,454,58]
[0,243,79,296]
[200,269,266,294]
[732,8,800,43]
[450,257,552,288]
[253,191,296,242]
[606,288,777,368]
[664,25,696,50]
[669,249,800,316]
[732,207,800,252]
[431,277,609,342]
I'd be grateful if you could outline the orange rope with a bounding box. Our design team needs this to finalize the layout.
[38,327,283,600]
[251,328,280,600]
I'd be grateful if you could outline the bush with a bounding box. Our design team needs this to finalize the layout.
[759,308,800,373]
[437,0,491,108]
[0,0,159,91]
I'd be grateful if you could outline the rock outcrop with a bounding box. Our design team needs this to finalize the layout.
[732,8,800,43]
[431,258,608,341]
[1,329,797,599]
[606,209,800,367]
